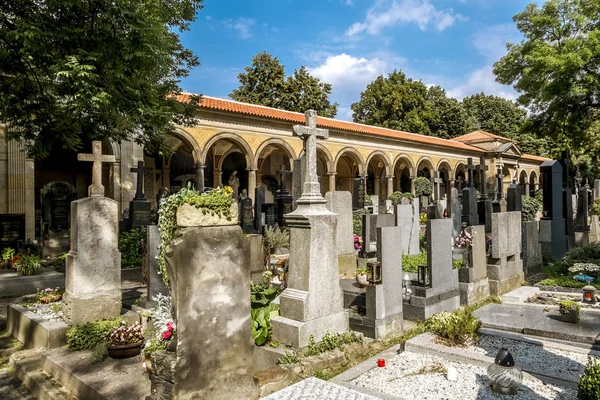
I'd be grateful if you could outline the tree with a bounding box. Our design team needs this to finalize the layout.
[461,93,527,139]
[426,86,476,139]
[0,0,203,158]
[494,0,600,150]
[230,52,338,117]
[351,70,433,134]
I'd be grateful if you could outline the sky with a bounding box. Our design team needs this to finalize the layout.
[179,0,533,120]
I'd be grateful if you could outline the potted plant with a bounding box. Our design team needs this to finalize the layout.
[454,227,472,268]
[558,299,581,323]
[106,322,145,358]
[1,247,15,269]
[356,267,368,288]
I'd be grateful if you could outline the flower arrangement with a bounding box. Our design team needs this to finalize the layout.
[486,236,492,255]
[161,321,176,341]
[2,247,15,266]
[568,263,600,274]
[106,322,144,346]
[454,228,472,251]
[353,235,363,251]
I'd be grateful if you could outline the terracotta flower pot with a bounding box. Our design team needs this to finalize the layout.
[107,340,144,359]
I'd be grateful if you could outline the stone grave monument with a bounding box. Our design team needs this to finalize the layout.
[41,181,76,257]
[539,160,567,259]
[590,215,600,244]
[486,212,524,296]
[394,197,421,255]
[254,186,266,234]
[361,213,396,258]
[462,158,479,226]
[128,160,152,230]
[404,218,460,320]
[63,141,121,325]
[458,225,490,305]
[477,156,492,233]
[146,225,169,301]
[574,183,590,246]
[427,171,444,220]
[594,179,600,202]
[507,178,522,212]
[326,191,356,276]
[492,167,507,213]
[271,110,348,348]
[559,151,575,249]
[522,219,543,274]
[275,164,293,227]
[448,185,461,239]
[0,214,25,250]
[352,176,366,210]
[239,189,255,234]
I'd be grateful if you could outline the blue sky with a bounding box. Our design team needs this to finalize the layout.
[179,0,533,120]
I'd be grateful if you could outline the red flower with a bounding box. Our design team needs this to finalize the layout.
[167,325,174,332]
[163,330,172,340]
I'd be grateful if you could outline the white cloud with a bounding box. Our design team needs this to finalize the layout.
[472,24,519,62]
[346,0,465,36]
[223,17,256,39]
[447,66,517,100]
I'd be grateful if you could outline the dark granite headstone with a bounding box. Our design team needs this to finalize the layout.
[254,186,265,234]
[492,167,507,213]
[275,165,293,227]
[540,160,567,259]
[476,156,492,233]
[353,177,366,209]
[239,195,255,234]
[507,178,522,212]
[461,158,478,226]
[263,203,277,228]
[0,214,25,249]
[575,185,589,232]
[128,161,152,230]
[559,151,575,248]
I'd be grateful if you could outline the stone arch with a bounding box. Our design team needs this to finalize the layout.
[200,132,253,167]
[392,155,415,193]
[317,144,334,173]
[416,156,435,179]
[519,169,528,185]
[530,170,539,196]
[366,150,392,177]
[253,138,297,171]
[393,155,416,177]
[436,159,453,196]
[334,147,365,176]
[169,127,202,163]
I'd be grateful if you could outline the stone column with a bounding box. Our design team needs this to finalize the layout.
[374,176,380,198]
[386,175,394,199]
[247,168,257,203]
[213,170,223,188]
[328,172,336,192]
[410,176,416,195]
[194,163,205,192]
[7,140,35,239]
[524,183,530,197]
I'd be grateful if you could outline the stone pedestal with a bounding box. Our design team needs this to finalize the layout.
[522,221,542,275]
[487,212,524,296]
[326,191,357,276]
[539,218,566,260]
[248,234,265,283]
[271,210,348,348]
[458,225,490,305]
[165,223,257,400]
[147,225,168,300]
[63,197,121,325]
[404,219,460,320]
[590,215,600,244]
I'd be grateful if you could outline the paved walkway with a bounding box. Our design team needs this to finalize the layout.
[263,377,383,400]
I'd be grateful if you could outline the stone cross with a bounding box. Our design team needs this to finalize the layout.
[77,141,116,197]
[479,156,489,198]
[495,167,504,201]
[466,158,476,188]
[277,164,292,191]
[456,176,465,193]
[560,150,570,188]
[432,171,443,204]
[293,110,329,203]
[130,161,152,200]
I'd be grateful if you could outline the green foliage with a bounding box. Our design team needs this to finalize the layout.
[119,227,146,269]
[558,299,580,319]
[304,332,362,357]
[158,187,235,285]
[521,195,540,222]
[250,278,281,346]
[425,308,482,346]
[389,191,414,206]
[20,288,63,307]
[353,209,368,236]
[563,244,600,269]
[1,248,15,262]
[452,259,464,269]
[593,198,600,216]
[578,357,600,400]
[230,52,338,117]
[364,194,373,206]
[402,252,427,273]
[426,86,477,139]
[419,213,428,225]
[50,252,68,273]
[263,225,290,251]
[66,319,122,350]
[538,276,600,290]
[414,177,432,196]
[461,93,528,142]
[277,350,299,365]
[0,0,202,158]
[15,254,41,276]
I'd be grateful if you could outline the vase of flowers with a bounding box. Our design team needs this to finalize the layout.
[353,235,363,255]
[356,267,368,288]
[106,322,145,359]
[454,228,472,267]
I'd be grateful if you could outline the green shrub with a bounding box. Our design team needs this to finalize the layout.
[521,195,539,222]
[419,213,428,224]
[578,357,600,400]
[304,332,362,357]
[250,277,281,346]
[277,350,299,365]
[534,189,543,206]
[389,191,414,206]
[263,225,290,251]
[425,308,481,346]
[1,247,15,262]
[364,193,373,206]
[119,227,146,269]
[414,177,432,196]
[353,209,368,236]
[558,299,580,319]
[402,252,427,273]
[15,254,42,276]
[538,276,600,290]
[563,244,600,269]
[592,198,600,216]
[452,259,464,269]
[66,319,122,350]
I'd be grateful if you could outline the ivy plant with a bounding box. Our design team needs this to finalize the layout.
[414,177,432,196]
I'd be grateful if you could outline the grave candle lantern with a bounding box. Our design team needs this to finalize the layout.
[417,265,430,287]
[487,348,522,395]
[583,285,597,304]
[402,273,412,296]
[367,261,382,284]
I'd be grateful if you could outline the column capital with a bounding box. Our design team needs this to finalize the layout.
[385,175,394,179]
[327,172,337,176]
[246,167,258,172]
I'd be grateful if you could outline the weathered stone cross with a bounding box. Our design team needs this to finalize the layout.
[466,158,476,188]
[78,141,116,197]
[277,164,292,191]
[495,167,504,201]
[293,110,329,203]
[131,161,152,200]
[432,171,443,204]
[478,156,489,198]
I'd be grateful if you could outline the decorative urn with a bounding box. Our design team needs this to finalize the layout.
[487,348,522,395]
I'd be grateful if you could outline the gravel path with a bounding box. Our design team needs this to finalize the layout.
[352,352,576,400]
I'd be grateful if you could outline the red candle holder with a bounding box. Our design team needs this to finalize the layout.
[377,358,386,367]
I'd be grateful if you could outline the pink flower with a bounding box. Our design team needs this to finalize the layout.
[163,331,172,340]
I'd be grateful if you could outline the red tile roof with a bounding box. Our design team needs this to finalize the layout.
[521,154,551,162]
[453,130,515,144]
[173,94,485,153]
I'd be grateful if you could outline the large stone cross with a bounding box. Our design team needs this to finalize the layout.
[432,171,443,204]
[78,141,116,197]
[495,167,504,201]
[277,164,292,191]
[466,158,476,188]
[131,161,152,200]
[478,156,489,198]
[293,110,329,203]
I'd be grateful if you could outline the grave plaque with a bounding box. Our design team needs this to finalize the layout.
[353,177,366,209]
[507,178,522,212]
[276,165,293,227]
[239,194,255,234]
[43,182,76,232]
[476,156,492,233]
[263,203,277,228]
[0,214,25,249]
[462,158,479,226]
[254,186,266,234]
[128,161,152,230]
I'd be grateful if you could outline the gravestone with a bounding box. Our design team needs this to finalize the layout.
[275,165,293,227]
[263,203,277,229]
[325,191,356,276]
[63,141,121,325]
[239,191,255,234]
[361,226,404,338]
[462,158,479,226]
[492,167,507,213]
[448,187,461,239]
[574,184,590,246]
[291,156,305,211]
[590,215,600,244]
[128,161,152,230]
[254,186,266,234]
[522,220,543,274]
[539,160,567,259]
[427,171,443,220]
[41,181,76,257]
[394,198,420,256]
[0,214,25,249]
[594,179,600,202]
[458,225,490,305]
[352,177,366,210]
[164,212,257,399]
[559,151,575,249]
[456,176,465,199]
[476,157,493,233]
[404,219,460,320]
[146,225,168,300]
[486,212,524,296]
[271,110,348,348]
[507,178,522,212]
[361,213,396,258]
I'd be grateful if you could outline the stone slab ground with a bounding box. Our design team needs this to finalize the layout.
[0,269,65,299]
[262,376,382,400]
[473,303,600,345]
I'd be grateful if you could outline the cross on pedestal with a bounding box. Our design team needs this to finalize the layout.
[478,156,489,198]
[293,110,329,204]
[277,164,292,191]
[78,141,116,197]
[456,176,465,193]
[432,171,443,204]
[495,167,504,201]
[466,158,476,188]
[131,161,152,200]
